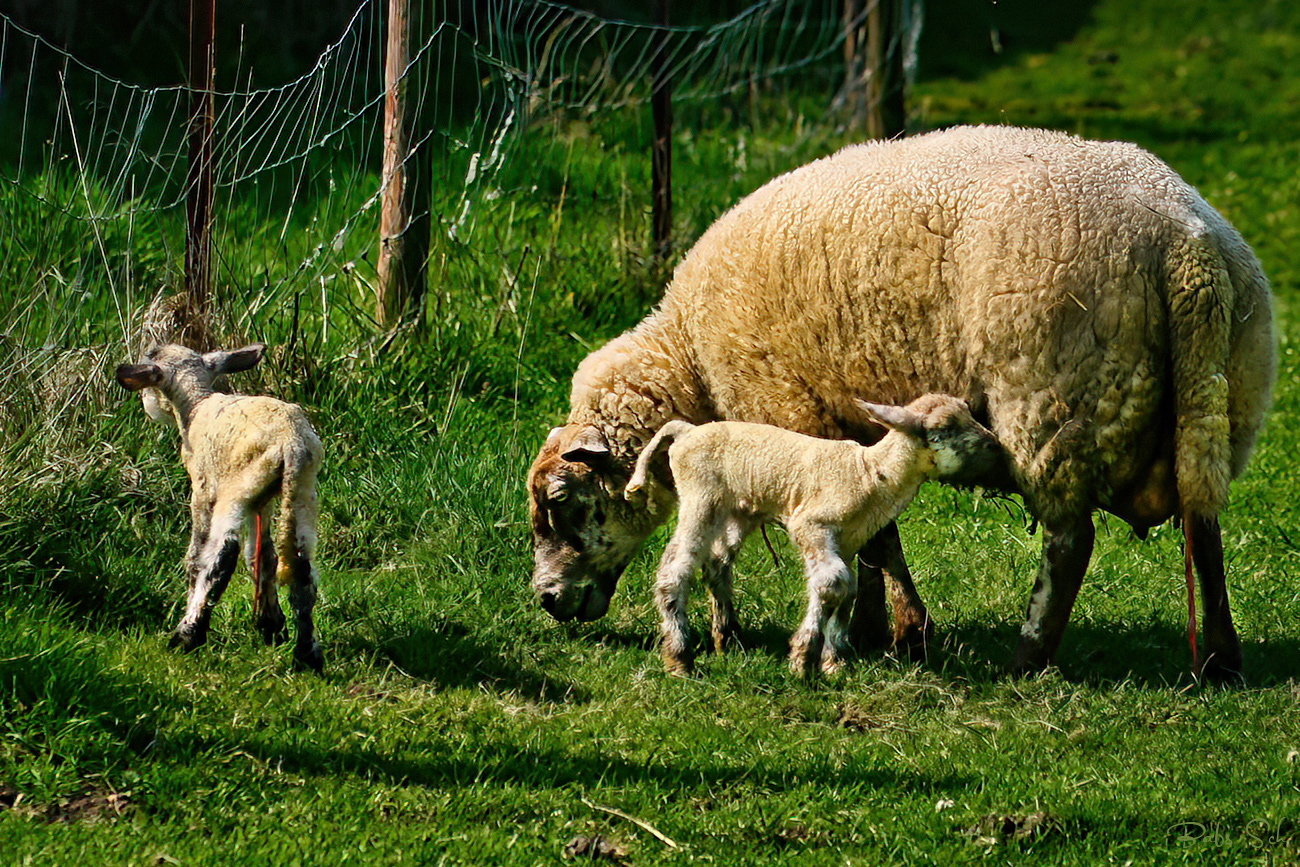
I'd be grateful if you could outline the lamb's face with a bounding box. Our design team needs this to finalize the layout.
[527,425,659,622]
[910,394,1009,487]
[115,343,266,420]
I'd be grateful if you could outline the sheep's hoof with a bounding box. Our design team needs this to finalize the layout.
[256,615,289,646]
[711,626,739,654]
[662,653,695,678]
[293,643,325,674]
[892,621,933,662]
[1197,654,1244,687]
[168,629,206,653]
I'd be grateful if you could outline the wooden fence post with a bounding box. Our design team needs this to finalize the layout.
[185,0,216,344]
[378,0,431,328]
[650,0,673,267]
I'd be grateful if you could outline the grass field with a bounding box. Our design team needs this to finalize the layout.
[3,0,1300,863]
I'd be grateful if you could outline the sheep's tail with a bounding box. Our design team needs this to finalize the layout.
[1167,235,1236,670]
[624,420,695,499]
[274,441,321,587]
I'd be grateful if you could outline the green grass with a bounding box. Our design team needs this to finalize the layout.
[3,0,1300,863]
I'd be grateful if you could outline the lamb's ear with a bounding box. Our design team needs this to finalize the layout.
[115,362,163,392]
[561,425,612,466]
[203,343,266,374]
[854,399,925,439]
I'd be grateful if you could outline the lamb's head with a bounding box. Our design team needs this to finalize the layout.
[114,343,265,426]
[527,424,666,622]
[857,394,1008,486]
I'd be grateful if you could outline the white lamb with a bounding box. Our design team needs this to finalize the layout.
[115,343,325,672]
[624,394,1003,678]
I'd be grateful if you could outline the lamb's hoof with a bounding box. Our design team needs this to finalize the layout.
[168,629,206,653]
[293,643,325,674]
[789,635,824,680]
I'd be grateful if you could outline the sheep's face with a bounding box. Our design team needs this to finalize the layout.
[527,424,663,622]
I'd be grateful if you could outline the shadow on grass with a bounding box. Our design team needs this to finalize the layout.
[577,614,1300,690]
[918,0,1101,82]
[0,609,174,759]
[182,727,978,804]
[373,620,588,704]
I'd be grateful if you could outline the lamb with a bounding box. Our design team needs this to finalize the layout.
[114,343,325,672]
[624,394,1003,678]
[527,124,1274,681]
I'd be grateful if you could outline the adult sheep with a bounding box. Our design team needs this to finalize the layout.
[526,124,1274,680]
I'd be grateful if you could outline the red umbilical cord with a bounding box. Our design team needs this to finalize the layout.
[253,512,263,613]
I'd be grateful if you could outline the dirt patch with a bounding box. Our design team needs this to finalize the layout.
[0,785,134,824]
[964,811,1059,845]
[562,834,629,863]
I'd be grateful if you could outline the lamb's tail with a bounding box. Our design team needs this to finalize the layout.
[274,440,322,587]
[1167,235,1237,669]
[625,420,695,499]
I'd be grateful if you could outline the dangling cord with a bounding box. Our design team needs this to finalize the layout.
[251,512,263,619]
[1183,514,1199,674]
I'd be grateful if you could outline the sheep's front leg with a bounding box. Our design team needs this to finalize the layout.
[789,526,853,679]
[246,503,286,646]
[171,500,243,653]
[1010,515,1094,675]
[849,522,932,660]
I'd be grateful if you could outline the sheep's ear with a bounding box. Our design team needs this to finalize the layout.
[854,399,925,439]
[115,362,163,392]
[204,343,265,374]
[561,425,611,466]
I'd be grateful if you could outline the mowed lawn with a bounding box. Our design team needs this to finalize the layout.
[3,0,1300,864]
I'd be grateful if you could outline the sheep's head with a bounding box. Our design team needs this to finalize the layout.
[527,424,667,622]
[114,343,265,426]
[857,394,1010,487]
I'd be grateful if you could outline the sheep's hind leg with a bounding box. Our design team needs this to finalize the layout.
[248,504,286,645]
[171,502,243,653]
[1009,515,1094,675]
[1188,514,1242,683]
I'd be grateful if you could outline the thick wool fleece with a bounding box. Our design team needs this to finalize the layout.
[569,125,1273,526]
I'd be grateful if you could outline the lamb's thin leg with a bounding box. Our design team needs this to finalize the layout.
[171,501,244,653]
[247,503,286,645]
[280,496,323,673]
[702,516,748,653]
[789,525,853,679]
[653,500,716,676]
[1009,515,1095,675]
[1188,514,1242,682]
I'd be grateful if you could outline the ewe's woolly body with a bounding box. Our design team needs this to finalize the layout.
[567,125,1273,526]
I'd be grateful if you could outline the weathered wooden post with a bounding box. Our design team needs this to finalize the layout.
[843,0,906,140]
[864,0,905,140]
[185,0,216,343]
[378,0,431,328]
[650,0,673,266]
